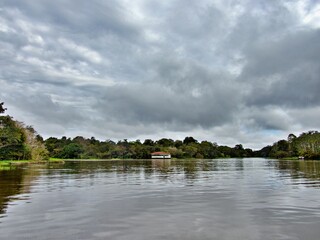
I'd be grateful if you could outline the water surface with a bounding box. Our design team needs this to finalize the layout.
[1,158,320,240]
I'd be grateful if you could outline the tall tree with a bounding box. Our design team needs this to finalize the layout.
[0,104,48,160]
[183,136,198,145]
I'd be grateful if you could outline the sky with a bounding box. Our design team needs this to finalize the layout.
[0,0,319,149]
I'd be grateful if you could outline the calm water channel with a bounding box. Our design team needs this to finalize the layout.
[1,158,320,240]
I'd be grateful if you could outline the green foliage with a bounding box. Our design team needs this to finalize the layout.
[0,116,28,160]
[295,131,320,159]
[43,136,255,160]
[143,139,154,146]
[24,126,49,161]
[183,136,198,145]
[156,138,174,147]
[2,101,320,161]
[0,116,48,161]
[59,143,84,159]
[256,131,320,160]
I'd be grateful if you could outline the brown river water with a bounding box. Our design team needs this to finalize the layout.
[1,158,320,240]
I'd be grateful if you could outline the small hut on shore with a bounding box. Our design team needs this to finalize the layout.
[151,152,171,159]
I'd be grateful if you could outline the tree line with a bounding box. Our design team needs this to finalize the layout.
[43,132,320,160]
[256,131,320,160]
[44,136,253,159]
[1,102,319,160]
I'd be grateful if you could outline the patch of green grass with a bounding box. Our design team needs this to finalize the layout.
[48,158,65,163]
[0,160,32,169]
[0,161,11,168]
[281,157,299,160]
[0,160,28,164]
[0,159,65,170]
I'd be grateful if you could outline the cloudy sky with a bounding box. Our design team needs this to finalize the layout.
[1,0,319,149]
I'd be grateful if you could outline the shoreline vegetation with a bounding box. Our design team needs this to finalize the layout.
[1,102,320,166]
[1,157,316,171]
[0,157,313,170]
[29,130,320,161]
[0,158,65,170]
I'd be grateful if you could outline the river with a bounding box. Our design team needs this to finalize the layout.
[1,158,320,240]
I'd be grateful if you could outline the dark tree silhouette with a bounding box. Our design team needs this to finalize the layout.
[183,136,198,145]
[0,102,6,114]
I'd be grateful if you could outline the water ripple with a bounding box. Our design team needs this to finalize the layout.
[1,158,320,240]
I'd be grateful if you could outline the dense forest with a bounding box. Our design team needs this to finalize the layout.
[0,102,48,160]
[44,136,253,159]
[1,102,320,160]
[43,132,320,160]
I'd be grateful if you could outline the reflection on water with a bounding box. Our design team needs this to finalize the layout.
[0,167,40,216]
[1,158,320,240]
[0,169,25,215]
[268,160,320,188]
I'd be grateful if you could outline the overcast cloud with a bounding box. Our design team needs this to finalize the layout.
[1,0,319,149]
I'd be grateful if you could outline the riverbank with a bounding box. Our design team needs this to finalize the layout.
[0,158,65,170]
[280,157,299,160]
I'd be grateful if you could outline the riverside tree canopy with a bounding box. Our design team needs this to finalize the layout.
[0,102,48,160]
[1,102,319,161]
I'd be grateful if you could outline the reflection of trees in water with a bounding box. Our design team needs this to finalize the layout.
[271,160,320,187]
[63,160,154,174]
[0,167,40,215]
[0,169,24,215]
[62,159,244,184]
[62,159,211,183]
[0,159,257,198]
[235,159,244,171]
[0,159,236,212]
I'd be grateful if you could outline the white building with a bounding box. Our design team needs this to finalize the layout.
[151,152,171,159]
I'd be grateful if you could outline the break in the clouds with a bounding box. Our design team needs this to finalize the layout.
[1,0,319,149]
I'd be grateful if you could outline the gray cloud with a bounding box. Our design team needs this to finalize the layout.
[1,0,319,149]
[242,29,320,108]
